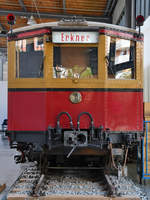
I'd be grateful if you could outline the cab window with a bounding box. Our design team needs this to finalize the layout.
[106,37,136,79]
[16,37,44,78]
[53,46,98,79]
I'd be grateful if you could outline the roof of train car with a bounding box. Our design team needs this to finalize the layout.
[11,21,138,34]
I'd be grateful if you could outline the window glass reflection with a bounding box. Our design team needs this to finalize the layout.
[107,37,135,79]
[53,47,98,79]
[16,37,44,78]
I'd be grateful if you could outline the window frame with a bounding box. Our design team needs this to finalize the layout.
[106,36,136,80]
[8,33,143,90]
[15,36,45,79]
[49,42,100,82]
[52,44,99,80]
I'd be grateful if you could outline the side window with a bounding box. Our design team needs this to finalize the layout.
[16,37,44,78]
[107,37,136,79]
[53,47,98,79]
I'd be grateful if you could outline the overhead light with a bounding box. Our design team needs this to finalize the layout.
[27,16,37,25]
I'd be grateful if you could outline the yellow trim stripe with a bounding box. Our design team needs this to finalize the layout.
[8,35,143,89]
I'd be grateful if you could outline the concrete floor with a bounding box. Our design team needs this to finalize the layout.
[127,163,150,199]
[0,134,24,200]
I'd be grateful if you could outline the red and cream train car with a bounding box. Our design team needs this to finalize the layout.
[7,19,143,166]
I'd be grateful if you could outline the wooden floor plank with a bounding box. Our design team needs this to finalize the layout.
[7,195,140,200]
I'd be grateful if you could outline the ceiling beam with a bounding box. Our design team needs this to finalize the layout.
[18,0,27,12]
[63,0,66,13]
[108,0,118,16]
[112,0,125,24]
[0,23,7,32]
[125,0,136,28]
[0,33,7,37]
[105,0,117,16]
[104,0,113,16]
[0,9,111,23]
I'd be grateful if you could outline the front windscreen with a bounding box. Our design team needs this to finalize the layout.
[53,47,98,79]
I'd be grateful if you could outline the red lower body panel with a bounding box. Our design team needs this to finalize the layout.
[8,90,143,132]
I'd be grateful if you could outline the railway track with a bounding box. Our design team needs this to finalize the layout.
[7,164,148,200]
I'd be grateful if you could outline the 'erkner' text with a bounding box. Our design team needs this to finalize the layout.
[52,32,98,43]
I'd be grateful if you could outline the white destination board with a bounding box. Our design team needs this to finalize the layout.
[52,32,99,43]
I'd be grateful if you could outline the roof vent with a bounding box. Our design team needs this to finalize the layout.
[58,16,88,26]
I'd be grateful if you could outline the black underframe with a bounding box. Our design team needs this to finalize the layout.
[7,130,143,147]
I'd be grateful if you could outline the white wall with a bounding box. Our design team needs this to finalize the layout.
[0,81,7,126]
[142,16,150,102]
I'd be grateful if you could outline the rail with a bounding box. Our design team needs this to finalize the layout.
[6,165,145,199]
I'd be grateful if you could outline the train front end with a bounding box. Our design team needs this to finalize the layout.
[7,20,143,169]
